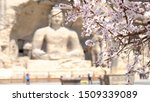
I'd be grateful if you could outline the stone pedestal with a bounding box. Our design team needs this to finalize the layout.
[27,59,92,78]
[0,59,110,84]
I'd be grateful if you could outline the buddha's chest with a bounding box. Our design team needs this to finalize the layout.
[45,31,69,44]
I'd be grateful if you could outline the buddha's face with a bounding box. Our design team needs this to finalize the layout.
[50,9,63,27]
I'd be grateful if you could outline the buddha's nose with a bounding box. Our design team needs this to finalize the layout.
[55,19,59,22]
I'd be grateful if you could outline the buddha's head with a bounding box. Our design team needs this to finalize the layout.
[49,6,64,29]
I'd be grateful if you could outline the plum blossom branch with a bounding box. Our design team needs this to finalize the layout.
[58,0,150,80]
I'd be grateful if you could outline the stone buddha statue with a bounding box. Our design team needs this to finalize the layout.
[31,6,84,60]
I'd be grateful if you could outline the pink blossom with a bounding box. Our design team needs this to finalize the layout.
[85,39,95,47]
[73,0,81,8]
[59,0,150,79]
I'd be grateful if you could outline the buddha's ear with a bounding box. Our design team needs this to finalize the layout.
[61,14,65,27]
[48,14,52,26]
[61,22,64,27]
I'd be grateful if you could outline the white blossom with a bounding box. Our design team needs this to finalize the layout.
[59,0,150,78]
[85,39,95,47]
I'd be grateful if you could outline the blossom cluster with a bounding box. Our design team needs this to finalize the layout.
[59,0,150,75]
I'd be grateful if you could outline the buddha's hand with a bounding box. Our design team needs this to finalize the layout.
[66,50,80,57]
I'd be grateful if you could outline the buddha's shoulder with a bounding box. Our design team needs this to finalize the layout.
[35,26,53,33]
[60,27,77,34]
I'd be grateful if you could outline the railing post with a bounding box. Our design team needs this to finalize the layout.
[48,72,50,82]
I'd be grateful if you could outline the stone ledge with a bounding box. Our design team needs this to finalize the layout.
[27,59,92,70]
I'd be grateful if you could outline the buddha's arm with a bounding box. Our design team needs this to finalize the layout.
[67,31,84,59]
[31,29,51,59]
[32,29,45,50]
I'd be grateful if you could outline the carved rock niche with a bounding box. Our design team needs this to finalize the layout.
[10,0,51,56]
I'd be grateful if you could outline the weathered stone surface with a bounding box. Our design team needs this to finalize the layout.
[0,68,13,79]
[27,59,92,78]
[0,53,12,68]
[10,0,51,40]
[0,66,25,79]
[24,58,110,79]
[31,6,84,60]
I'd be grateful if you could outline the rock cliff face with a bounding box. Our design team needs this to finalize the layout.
[0,0,89,67]
[6,0,85,58]
[10,0,51,41]
[0,0,53,67]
